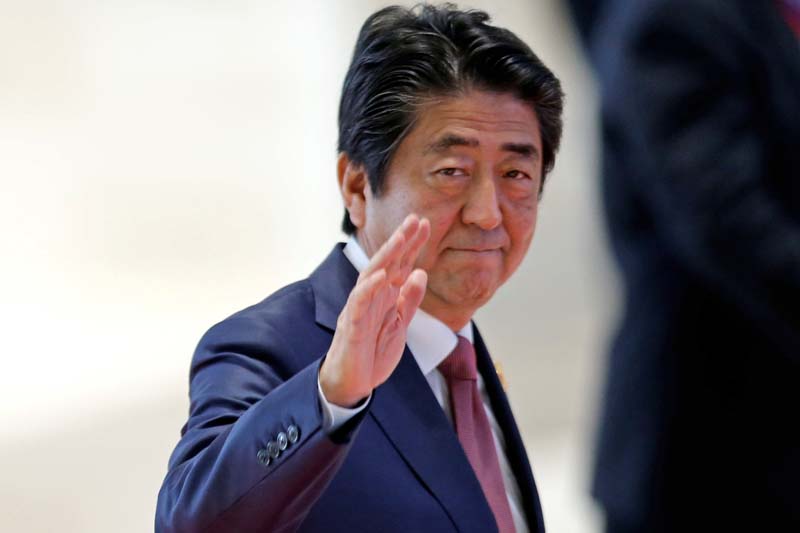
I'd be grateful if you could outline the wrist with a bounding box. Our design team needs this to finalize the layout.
[319,362,369,408]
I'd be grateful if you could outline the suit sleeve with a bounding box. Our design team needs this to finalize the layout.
[599,0,800,360]
[155,315,366,532]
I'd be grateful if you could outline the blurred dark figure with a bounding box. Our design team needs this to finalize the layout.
[567,0,800,531]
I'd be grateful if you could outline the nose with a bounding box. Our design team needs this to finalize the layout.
[461,174,502,230]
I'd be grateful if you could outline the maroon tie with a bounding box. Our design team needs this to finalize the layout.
[438,336,516,533]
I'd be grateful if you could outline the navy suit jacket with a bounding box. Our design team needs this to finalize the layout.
[156,244,545,532]
[580,0,800,529]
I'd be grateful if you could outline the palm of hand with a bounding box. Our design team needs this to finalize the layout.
[320,215,430,407]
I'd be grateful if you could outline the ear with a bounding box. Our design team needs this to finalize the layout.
[337,152,368,230]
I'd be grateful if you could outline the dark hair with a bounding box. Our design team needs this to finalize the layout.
[338,3,564,234]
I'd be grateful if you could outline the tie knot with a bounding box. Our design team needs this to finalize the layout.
[438,336,478,381]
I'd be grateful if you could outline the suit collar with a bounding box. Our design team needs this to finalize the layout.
[309,243,358,332]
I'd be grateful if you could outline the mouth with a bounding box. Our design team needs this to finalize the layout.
[447,247,503,254]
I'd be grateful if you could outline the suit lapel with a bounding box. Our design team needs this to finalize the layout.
[474,327,546,533]
[309,243,359,332]
[369,348,497,532]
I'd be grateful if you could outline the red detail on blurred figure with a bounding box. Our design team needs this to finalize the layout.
[778,0,800,36]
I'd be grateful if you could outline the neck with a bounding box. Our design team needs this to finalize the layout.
[419,294,474,332]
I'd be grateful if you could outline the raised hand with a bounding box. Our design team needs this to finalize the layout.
[319,214,431,407]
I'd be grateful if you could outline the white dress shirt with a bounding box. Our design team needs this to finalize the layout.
[316,236,529,532]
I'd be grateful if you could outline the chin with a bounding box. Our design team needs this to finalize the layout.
[435,272,499,308]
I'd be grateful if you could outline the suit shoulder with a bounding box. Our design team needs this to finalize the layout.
[231,278,315,327]
[195,279,316,362]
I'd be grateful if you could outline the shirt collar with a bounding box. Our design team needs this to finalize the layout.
[343,235,473,376]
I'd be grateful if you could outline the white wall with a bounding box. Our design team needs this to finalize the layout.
[0,1,614,531]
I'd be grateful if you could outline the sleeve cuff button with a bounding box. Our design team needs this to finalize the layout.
[277,432,288,451]
[257,448,270,466]
[287,425,300,444]
[267,441,281,459]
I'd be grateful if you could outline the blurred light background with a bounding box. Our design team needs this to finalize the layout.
[0,1,615,531]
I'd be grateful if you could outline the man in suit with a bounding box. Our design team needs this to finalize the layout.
[567,0,800,531]
[155,5,564,532]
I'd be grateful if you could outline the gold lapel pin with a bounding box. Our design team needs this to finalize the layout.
[494,361,509,392]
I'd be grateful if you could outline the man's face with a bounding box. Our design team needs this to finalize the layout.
[357,90,544,329]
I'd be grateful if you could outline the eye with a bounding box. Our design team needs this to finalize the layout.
[436,167,467,177]
[504,169,531,180]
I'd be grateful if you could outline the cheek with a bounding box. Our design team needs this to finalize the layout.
[369,194,413,238]
[414,218,454,270]
[506,202,538,255]
[410,196,462,258]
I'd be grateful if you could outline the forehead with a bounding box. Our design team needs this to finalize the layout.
[406,90,542,150]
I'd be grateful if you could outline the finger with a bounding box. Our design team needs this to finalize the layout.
[378,303,400,343]
[393,217,431,282]
[374,299,405,362]
[383,216,429,286]
[372,214,420,274]
[347,268,387,324]
[396,269,428,328]
[361,214,419,278]
[366,279,399,324]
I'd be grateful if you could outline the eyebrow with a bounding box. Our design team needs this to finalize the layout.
[424,134,478,153]
[424,134,539,160]
[501,142,539,159]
